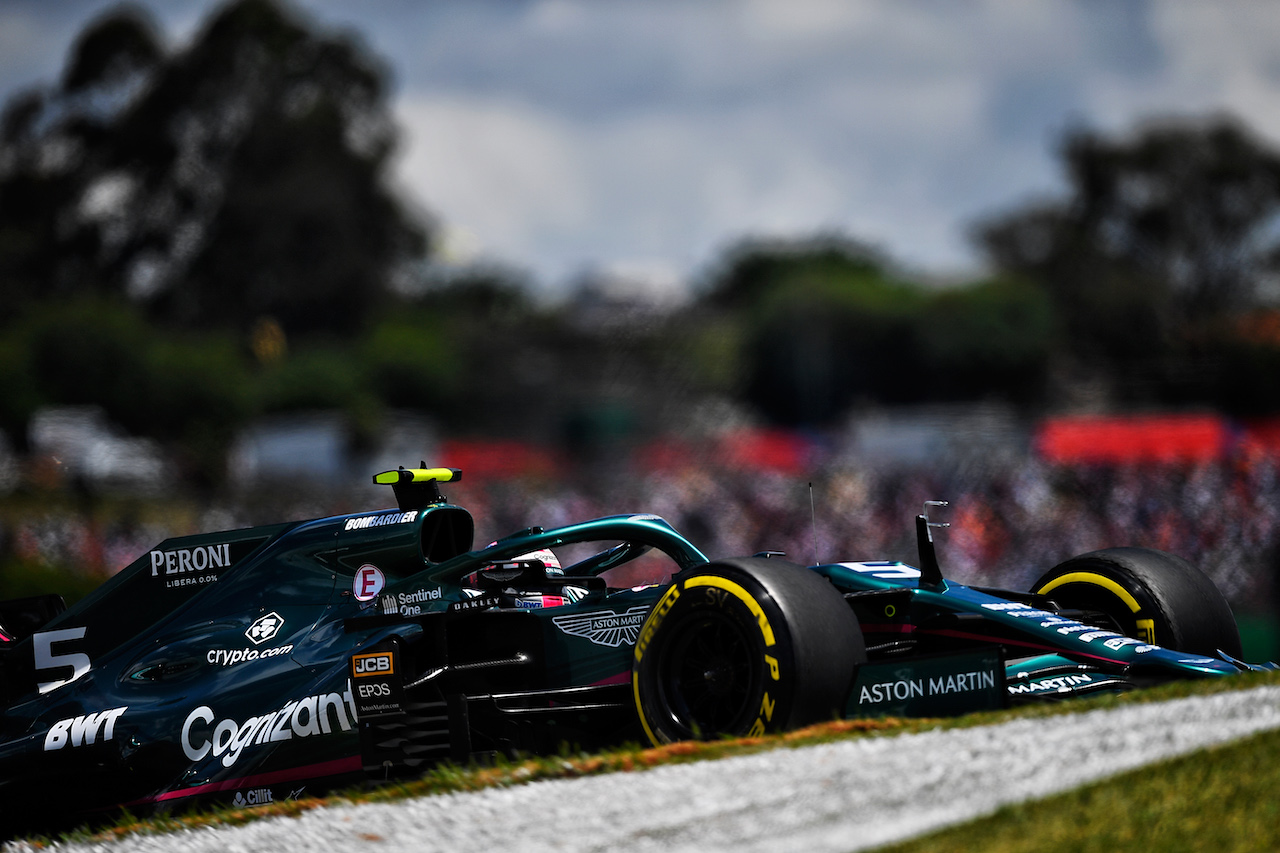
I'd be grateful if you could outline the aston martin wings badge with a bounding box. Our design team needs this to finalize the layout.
[552,606,650,647]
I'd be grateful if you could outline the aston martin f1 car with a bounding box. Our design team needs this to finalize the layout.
[0,467,1267,834]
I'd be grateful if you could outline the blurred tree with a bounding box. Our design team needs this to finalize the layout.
[0,296,254,479]
[915,278,1056,402]
[702,238,925,424]
[695,238,1056,425]
[705,235,887,311]
[0,0,428,338]
[402,272,564,434]
[976,117,1280,385]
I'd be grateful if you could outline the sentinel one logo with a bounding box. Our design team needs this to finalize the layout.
[552,606,649,648]
[379,588,442,617]
[245,612,284,645]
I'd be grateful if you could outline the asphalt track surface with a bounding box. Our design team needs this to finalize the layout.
[12,684,1280,853]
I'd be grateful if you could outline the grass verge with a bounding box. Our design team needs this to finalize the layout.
[28,669,1280,847]
[875,717,1280,853]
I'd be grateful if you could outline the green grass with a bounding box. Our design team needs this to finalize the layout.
[1237,611,1280,663]
[31,670,1280,846]
[875,722,1280,853]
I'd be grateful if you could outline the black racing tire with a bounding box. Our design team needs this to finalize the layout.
[632,557,865,745]
[1030,547,1242,659]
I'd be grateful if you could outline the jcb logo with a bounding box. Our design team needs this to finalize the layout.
[352,653,393,677]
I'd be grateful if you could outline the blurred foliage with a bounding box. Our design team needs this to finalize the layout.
[256,345,371,415]
[24,299,151,415]
[5,0,1280,472]
[1213,324,1280,416]
[916,278,1057,402]
[0,0,426,339]
[976,116,1280,410]
[0,560,102,607]
[361,313,458,410]
[675,315,745,395]
[689,238,1054,425]
[0,296,253,479]
[398,274,558,435]
[741,243,923,422]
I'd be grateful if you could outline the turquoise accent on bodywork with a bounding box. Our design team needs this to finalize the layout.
[323,507,708,619]
[424,514,709,586]
[810,561,1240,680]
[340,512,707,681]
[1005,653,1077,679]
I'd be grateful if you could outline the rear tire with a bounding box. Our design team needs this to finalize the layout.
[1031,547,1241,659]
[632,557,864,745]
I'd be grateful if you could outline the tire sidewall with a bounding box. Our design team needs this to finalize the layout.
[1032,560,1164,646]
[1032,547,1242,658]
[633,566,795,744]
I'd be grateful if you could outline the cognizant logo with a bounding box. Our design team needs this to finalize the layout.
[181,683,358,768]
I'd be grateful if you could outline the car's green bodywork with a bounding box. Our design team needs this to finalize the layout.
[0,469,1261,834]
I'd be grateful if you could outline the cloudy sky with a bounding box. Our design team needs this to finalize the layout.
[5,1,1280,297]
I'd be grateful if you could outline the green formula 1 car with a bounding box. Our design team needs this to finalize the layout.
[0,467,1267,835]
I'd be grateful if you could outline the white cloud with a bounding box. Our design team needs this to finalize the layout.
[388,1,1018,289]
[1138,3,1280,139]
[382,0,1108,289]
[395,94,591,275]
[338,1,1280,289]
[0,7,72,90]
[16,0,1280,295]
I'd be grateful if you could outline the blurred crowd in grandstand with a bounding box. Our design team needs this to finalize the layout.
[407,445,1280,612]
[4,418,1279,625]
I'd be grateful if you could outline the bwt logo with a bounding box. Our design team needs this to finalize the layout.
[44,706,128,751]
[245,612,284,645]
[352,653,393,677]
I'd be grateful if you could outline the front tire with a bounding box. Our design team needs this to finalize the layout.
[1031,547,1241,659]
[632,558,864,745]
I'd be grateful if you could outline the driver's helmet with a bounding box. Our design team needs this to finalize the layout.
[460,545,563,587]
[517,547,563,576]
[468,545,562,577]
[460,545,582,609]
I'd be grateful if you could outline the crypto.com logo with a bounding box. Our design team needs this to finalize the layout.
[245,612,284,645]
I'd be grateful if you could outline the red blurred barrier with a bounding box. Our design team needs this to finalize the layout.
[636,430,815,474]
[437,440,561,479]
[713,429,814,474]
[634,439,698,472]
[1242,418,1280,455]
[1035,414,1230,464]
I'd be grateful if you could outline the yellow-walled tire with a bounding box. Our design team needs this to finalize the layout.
[632,558,864,746]
[1031,547,1241,659]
